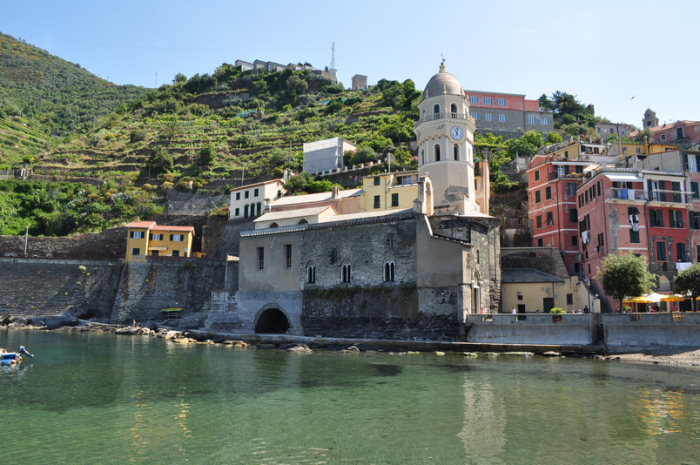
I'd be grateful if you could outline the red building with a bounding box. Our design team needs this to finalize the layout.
[577,166,691,312]
[527,154,587,274]
[465,90,553,137]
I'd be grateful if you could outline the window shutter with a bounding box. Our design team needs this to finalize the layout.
[684,153,689,170]
[130,231,134,238]
[170,234,173,241]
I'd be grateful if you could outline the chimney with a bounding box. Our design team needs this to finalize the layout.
[332,186,339,199]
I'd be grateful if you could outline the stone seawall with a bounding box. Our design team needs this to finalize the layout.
[110,259,227,324]
[0,258,122,319]
[301,288,460,340]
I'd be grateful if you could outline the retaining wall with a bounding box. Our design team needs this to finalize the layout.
[0,258,121,319]
[465,314,596,345]
[601,313,700,348]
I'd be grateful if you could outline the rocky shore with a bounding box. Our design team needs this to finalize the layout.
[2,314,700,366]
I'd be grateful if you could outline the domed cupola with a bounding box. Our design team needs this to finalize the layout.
[422,63,464,101]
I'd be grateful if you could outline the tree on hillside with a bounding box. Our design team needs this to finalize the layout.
[284,172,312,195]
[546,132,563,144]
[505,131,542,158]
[147,147,174,176]
[198,143,217,169]
[598,253,657,312]
[673,263,700,312]
[173,73,187,84]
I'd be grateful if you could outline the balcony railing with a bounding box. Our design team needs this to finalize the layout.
[606,188,646,201]
[605,188,688,203]
[414,112,473,127]
[647,189,689,204]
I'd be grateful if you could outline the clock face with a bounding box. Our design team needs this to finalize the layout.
[450,126,464,140]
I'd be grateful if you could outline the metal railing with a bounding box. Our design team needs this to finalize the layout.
[414,112,473,127]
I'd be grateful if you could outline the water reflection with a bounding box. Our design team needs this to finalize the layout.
[458,377,506,465]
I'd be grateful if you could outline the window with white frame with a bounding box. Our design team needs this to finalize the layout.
[497,98,506,106]
[497,114,506,122]
[541,118,549,125]
[527,116,537,124]
[471,112,479,120]
[483,97,493,105]
[384,260,395,282]
[469,96,479,104]
[150,233,163,241]
[130,231,144,239]
[307,263,316,283]
[484,113,493,121]
[170,234,184,242]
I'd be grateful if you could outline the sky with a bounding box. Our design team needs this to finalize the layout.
[2,0,698,128]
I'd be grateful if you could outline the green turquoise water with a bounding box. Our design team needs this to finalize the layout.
[1,330,699,465]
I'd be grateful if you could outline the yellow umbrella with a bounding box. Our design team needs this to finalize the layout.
[661,294,686,302]
[624,296,652,303]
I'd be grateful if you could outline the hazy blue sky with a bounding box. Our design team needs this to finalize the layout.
[2,0,698,128]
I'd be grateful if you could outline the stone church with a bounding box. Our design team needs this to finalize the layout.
[206,63,501,340]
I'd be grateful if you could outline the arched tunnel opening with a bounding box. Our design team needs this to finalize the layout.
[255,308,290,334]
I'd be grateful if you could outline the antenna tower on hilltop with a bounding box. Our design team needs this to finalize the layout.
[330,42,336,70]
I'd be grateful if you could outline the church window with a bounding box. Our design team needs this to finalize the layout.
[450,103,457,115]
[387,234,394,250]
[453,144,459,161]
[298,219,308,225]
[307,263,316,283]
[433,104,440,114]
[284,244,292,268]
[341,262,352,283]
[384,260,395,282]
[270,222,278,228]
[257,247,264,269]
[421,149,425,165]
[435,144,441,162]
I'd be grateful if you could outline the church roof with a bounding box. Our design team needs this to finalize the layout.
[422,63,464,101]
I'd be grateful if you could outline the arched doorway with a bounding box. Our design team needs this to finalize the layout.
[255,308,290,333]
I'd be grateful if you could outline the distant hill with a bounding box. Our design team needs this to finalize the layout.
[0,32,147,163]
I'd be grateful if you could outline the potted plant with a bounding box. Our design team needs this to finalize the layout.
[549,307,566,323]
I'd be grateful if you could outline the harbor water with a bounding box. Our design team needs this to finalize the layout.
[1,330,699,464]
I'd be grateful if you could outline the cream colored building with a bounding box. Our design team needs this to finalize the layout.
[229,179,285,221]
[125,221,195,261]
[360,171,419,212]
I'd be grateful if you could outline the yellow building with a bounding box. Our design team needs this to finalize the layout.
[125,221,195,261]
[360,171,419,211]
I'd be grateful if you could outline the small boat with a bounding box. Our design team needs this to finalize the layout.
[0,346,33,367]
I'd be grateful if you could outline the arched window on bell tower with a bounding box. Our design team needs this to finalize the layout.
[454,144,459,160]
[433,104,440,114]
[435,144,441,162]
[450,103,457,116]
[421,149,424,166]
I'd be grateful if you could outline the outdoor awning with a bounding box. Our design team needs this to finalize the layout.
[604,173,641,183]
[148,246,168,251]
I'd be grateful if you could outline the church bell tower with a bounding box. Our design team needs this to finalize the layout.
[414,62,477,215]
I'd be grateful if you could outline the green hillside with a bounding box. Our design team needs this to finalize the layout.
[35,65,419,188]
[0,32,147,164]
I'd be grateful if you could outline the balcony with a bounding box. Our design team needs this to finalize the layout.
[606,188,645,201]
[415,112,474,127]
[647,189,689,204]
